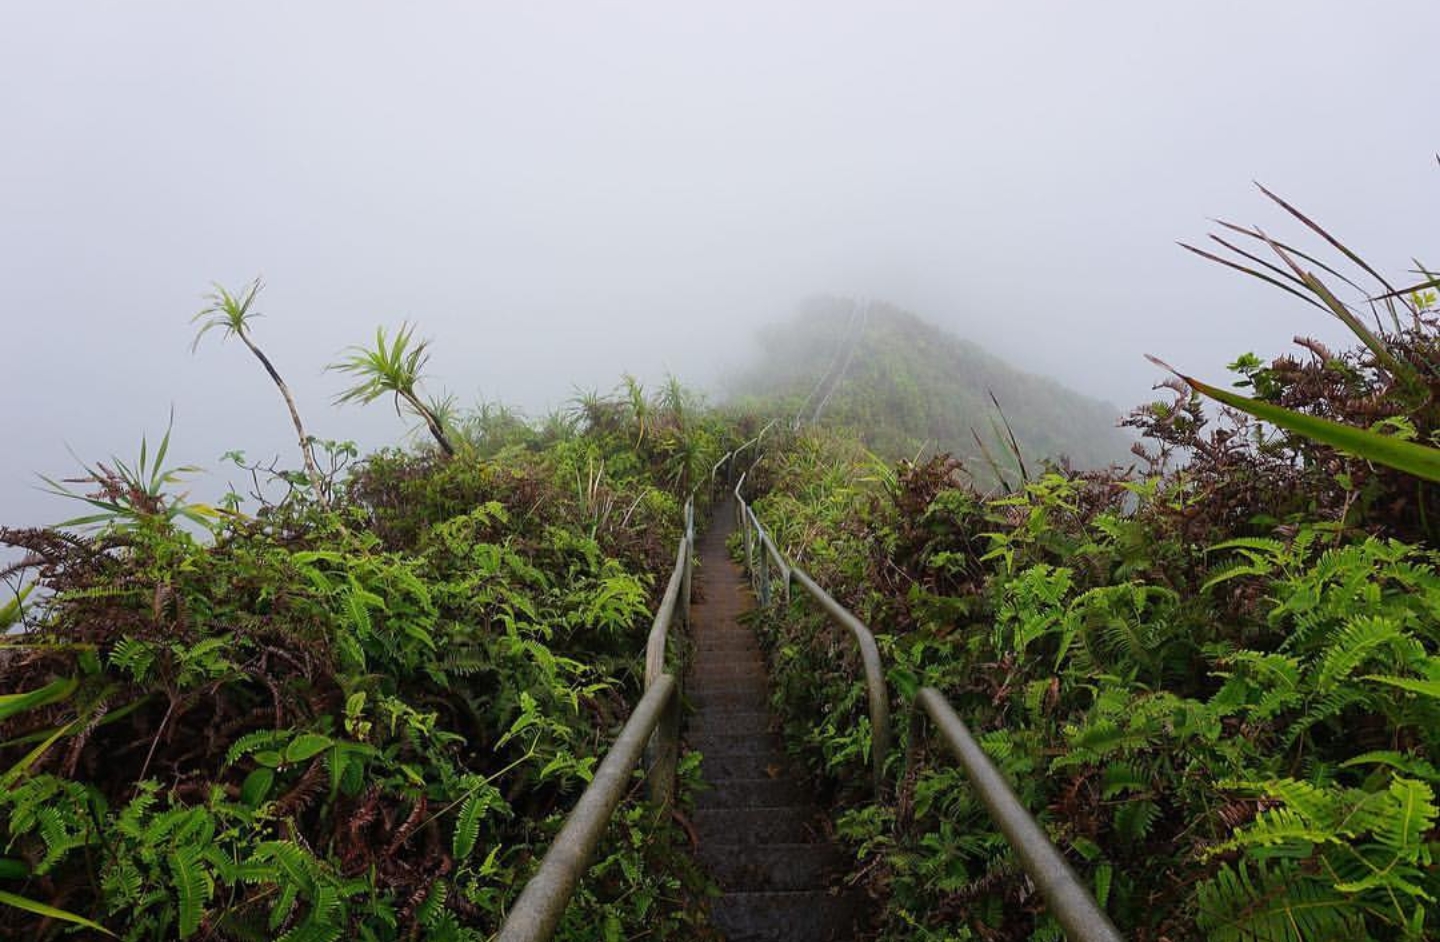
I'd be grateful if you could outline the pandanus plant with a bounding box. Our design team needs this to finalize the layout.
[330,323,456,457]
[192,280,328,504]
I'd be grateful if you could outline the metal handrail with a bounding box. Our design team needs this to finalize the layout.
[732,479,891,794]
[496,675,678,942]
[910,688,1124,942]
[497,495,695,941]
[734,463,1121,941]
[787,566,890,793]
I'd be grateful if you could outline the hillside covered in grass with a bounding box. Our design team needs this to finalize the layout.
[726,300,1133,479]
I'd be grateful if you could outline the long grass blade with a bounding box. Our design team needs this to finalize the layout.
[1207,234,1310,289]
[0,678,78,723]
[987,390,1030,484]
[1178,243,1326,312]
[970,427,1011,495]
[1370,275,1440,302]
[1212,219,1364,292]
[1255,183,1409,304]
[1299,270,1424,394]
[1249,233,1424,394]
[0,891,115,936]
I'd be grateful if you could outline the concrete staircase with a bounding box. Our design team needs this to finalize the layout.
[686,500,865,942]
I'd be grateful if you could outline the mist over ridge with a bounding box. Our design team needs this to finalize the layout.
[4,1,1439,528]
[725,298,1133,477]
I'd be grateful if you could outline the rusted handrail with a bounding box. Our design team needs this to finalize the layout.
[786,566,890,792]
[496,494,694,941]
[733,480,890,794]
[910,688,1124,942]
[643,527,690,809]
[496,675,679,942]
[728,449,1121,940]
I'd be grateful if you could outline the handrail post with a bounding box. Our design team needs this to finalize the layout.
[681,501,694,630]
[757,534,770,606]
[648,677,680,811]
[743,509,754,579]
[644,538,689,808]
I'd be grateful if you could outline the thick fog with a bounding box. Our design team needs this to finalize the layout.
[3,1,1438,527]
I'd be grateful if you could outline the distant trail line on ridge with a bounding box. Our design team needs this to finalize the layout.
[810,299,869,425]
[794,301,858,429]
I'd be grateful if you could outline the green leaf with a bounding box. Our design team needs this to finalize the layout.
[1361,674,1440,699]
[0,677,78,723]
[170,847,210,938]
[1151,357,1440,483]
[240,768,275,807]
[284,734,333,764]
[0,889,116,936]
[452,794,483,861]
[1382,777,1436,860]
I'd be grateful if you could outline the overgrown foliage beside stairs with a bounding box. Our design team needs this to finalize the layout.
[741,193,1440,942]
[0,374,734,941]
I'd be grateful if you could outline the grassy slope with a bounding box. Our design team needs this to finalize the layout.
[727,299,1132,476]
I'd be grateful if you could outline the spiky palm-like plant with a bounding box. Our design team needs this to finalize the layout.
[329,323,455,456]
[192,280,327,503]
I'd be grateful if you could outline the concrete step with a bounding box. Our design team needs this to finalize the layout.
[709,889,860,942]
[689,710,773,736]
[687,688,771,712]
[694,807,819,845]
[689,731,784,757]
[691,651,767,670]
[695,629,764,643]
[697,842,846,892]
[694,777,804,810]
[689,676,769,696]
[691,663,768,681]
[693,750,793,780]
[695,636,764,648]
[703,846,844,893]
[694,642,766,656]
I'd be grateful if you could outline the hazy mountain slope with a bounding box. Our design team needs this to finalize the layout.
[726,299,1132,474]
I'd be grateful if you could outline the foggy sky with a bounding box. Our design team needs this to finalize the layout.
[4,1,1439,528]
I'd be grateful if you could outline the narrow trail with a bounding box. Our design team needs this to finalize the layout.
[685,498,865,942]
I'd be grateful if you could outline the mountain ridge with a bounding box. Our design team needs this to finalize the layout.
[725,299,1133,476]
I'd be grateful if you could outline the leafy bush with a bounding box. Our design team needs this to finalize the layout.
[744,282,1440,942]
[0,388,729,939]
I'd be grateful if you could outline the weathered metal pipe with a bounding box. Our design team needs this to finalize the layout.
[788,567,891,794]
[644,538,688,690]
[913,688,1125,942]
[496,675,678,942]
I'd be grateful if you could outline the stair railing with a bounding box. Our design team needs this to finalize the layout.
[732,479,890,794]
[736,463,1124,942]
[908,689,1124,942]
[496,494,694,942]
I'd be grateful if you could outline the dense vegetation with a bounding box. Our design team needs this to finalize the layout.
[740,198,1440,941]
[5,184,1439,942]
[0,304,738,940]
[726,299,1133,477]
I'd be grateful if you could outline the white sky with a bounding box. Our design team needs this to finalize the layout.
[3,1,1438,526]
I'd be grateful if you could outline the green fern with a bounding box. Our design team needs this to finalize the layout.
[169,846,212,938]
[1198,860,1365,942]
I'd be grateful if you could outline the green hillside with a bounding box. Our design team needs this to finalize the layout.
[727,299,1132,477]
